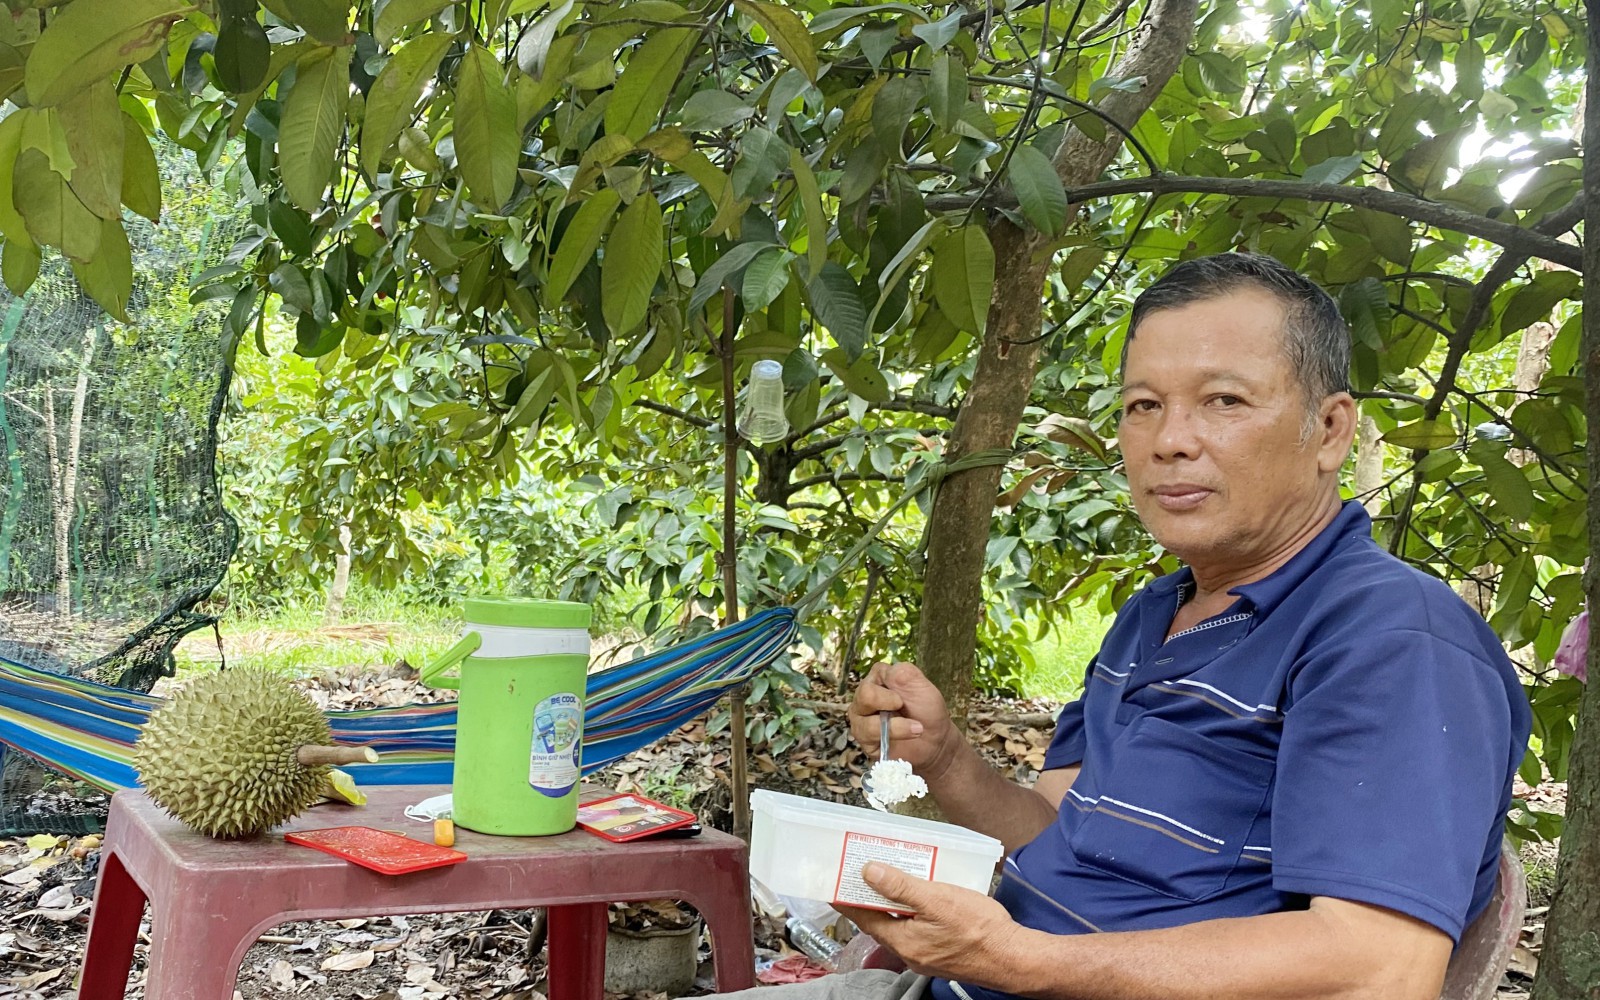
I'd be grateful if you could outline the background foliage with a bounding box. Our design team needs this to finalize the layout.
[0,0,1590,913]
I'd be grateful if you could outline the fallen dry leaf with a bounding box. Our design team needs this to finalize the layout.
[36,885,73,909]
[321,948,375,972]
[16,901,89,922]
[269,959,295,988]
[6,967,63,989]
[1509,943,1539,978]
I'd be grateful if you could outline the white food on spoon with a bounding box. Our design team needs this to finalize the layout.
[865,758,928,812]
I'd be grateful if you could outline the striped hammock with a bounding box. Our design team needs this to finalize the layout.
[0,607,797,793]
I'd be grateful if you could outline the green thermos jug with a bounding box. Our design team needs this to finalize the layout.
[421,597,592,835]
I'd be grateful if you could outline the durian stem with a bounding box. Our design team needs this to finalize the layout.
[297,745,379,767]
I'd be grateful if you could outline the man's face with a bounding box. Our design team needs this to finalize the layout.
[1119,288,1348,572]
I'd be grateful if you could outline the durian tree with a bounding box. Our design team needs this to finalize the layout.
[0,0,1595,988]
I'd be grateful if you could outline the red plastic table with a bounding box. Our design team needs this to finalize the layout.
[78,785,754,999]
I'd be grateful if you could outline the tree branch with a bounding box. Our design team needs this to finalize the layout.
[1351,389,1428,405]
[786,471,905,496]
[631,397,714,429]
[926,177,1584,270]
[1389,193,1585,553]
[1076,0,1136,42]
[788,397,958,441]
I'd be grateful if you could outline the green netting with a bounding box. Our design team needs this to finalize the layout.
[0,136,243,834]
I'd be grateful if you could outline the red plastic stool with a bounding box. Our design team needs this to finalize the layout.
[78,785,754,999]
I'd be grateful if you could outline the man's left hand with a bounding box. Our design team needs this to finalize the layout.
[835,862,1032,988]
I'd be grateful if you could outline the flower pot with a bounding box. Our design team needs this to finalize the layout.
[603,919,701,995]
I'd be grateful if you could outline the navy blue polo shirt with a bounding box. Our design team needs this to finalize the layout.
[931,502,1530,1000]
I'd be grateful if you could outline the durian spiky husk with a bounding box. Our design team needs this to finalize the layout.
[133,668,333,838]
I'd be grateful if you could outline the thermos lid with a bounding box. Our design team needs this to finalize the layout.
[463,597,592,630]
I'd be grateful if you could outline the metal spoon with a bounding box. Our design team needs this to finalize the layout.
[864,710,893,809]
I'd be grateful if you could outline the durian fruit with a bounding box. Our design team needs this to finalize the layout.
[133,668,378,838]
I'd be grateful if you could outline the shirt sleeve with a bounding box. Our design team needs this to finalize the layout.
[1042,659,1093,769]
[1270,627,1516,942]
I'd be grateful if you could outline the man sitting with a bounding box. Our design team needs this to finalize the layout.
[725,252,1532,1000]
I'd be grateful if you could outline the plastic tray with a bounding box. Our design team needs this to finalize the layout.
[284,826,467,875]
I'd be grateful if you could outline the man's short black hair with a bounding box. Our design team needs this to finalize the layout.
[1121,252,1353,406]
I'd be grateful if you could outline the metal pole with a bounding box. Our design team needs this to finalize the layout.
[720,289,750,841]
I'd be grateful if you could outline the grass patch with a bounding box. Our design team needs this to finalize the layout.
[174,589,460,678]
[1018,608,1110,702]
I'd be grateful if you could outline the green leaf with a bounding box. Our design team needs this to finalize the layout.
[605,28,694,142]
[689,240,772,314]
[58,82,124,220]
[1502,272,1580,335]
[1394,127,1467,196]
[1381,419,1458,451]
[679,89,755,132]
[789,147,827,279]
[1,237,39,294]
[928,53,966,132]
[0,43,24,105]
[0,113,28,243]
[546,188,621,306]
[70,216,132,320]
[1088,73,1150,99]
[602,193,664,336]
[455,44,518,209]
[1492,550,1537,626]
[870,76,923,158]
[270,261,316,314]
[741,247,792,311]
[910,11,961,50]
[514,0,574,79]
[26,0,186,107]
[730,127,789,200]
[1478,90,1516,118]
[13,149,101,262]
[820,346,889,402]
[214,10,271,93]
[279,45,351,212]
[931,225,994,335]
[375,0,453,45]
[733,0,817,82]
[1338,277,1389,348]
[865,217,944,331]
[1007,144,1067,235]
[808,262,867,359]
[1473,445,1534,521]
[19,108,75,180]
[294,310,343,356]
[506,367,556,429]
[282,0,354,44]
[1301,154,1363,186]
[1059,245,1102,291]
[361,32,451,182]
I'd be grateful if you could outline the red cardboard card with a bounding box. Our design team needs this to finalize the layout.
[284,826,466,875]
[577,794,697,842]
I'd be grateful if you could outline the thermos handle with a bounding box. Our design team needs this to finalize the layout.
[419,631,482,690]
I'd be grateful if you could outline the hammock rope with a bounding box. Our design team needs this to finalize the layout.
[0,448,1015,803]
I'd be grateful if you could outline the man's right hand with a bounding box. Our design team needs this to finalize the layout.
[849,661,961,780]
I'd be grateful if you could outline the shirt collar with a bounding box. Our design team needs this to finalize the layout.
[1226,500,1372,617]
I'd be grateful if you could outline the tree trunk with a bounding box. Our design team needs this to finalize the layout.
[323,520,353,626]
[1508,321,1556,466]
[915,0,1198,732]
[1530,5,1600,994]
[43,328,95,623]
[1355,413,1384,516]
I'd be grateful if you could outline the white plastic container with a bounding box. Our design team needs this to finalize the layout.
[750,789,1004,913]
